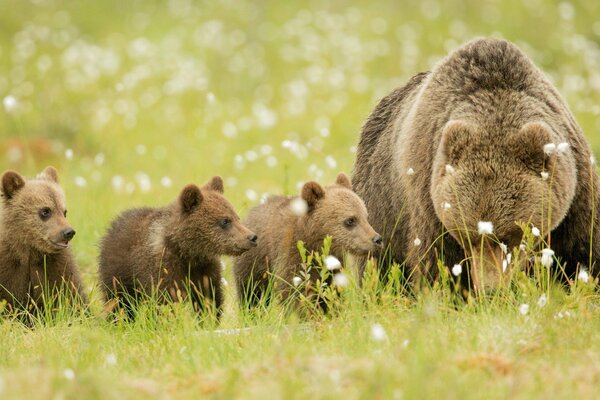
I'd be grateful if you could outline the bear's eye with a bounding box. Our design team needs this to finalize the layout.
[39,207,52,221]
[64,210,67,218]
[344,217,357,228]
[219,218,231,229]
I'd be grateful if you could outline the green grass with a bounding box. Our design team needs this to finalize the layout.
[1,0,600,398]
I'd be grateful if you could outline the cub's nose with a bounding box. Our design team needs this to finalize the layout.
[247,234,258,246]
[372,234,383,247]
[63,228,76,241]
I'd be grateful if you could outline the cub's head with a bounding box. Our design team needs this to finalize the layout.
[297,173,382,256]
[431,120,577,291]
[1,166,76,253]
[175,176,257,256]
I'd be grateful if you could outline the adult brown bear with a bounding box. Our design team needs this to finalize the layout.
[352,38,600,293]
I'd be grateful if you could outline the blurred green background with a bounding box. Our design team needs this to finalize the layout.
[1,0,600,280]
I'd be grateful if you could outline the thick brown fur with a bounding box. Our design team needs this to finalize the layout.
[353,38,600,292]
[0,166,86,315]
[98,176,257,319]
[233,173,382,308]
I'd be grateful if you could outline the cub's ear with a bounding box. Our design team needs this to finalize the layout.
[2,171,26,200]
[179,184,203,214]
[335,173,352,189]
[203,176,224,194]
[40,166,59,183]
[440,120,477,163]
[510,122,553,171]
[301,181,325,210]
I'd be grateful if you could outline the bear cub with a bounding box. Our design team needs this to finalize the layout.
[98,176,257,319]
[0,166,86,314]
[233,173,382,309]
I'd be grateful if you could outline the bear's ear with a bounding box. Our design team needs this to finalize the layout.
[301,181,325,210]
[335,173,352,189]
[510,122,553,171]
[40,166,59,183]
[203,176,224,194]
[1,171,26,200]
[440,120,476,164]
[179,184,203,214]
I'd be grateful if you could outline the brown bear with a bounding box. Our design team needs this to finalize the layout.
[0,166,86,315]
[352,38,600,294]
[233,173,382,309]
[98,176,257,319]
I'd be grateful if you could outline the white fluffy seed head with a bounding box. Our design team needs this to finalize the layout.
[441,202,451,211]
[445,164,455,175]
[477,221,493,235]
[540,171,549,181]
[333,272,349,287]
[413,237,422,247]
[290,197,308,216]
[502,259,508,273]
[578,270,589,283]
[537,294,548,307]
[499,243,507,254]
[543,143,556,155]
[292,276,302,287]
[541,248,555,268]
[556,142,569,153]
[370,323,387,342]
[325,255,342,271]
[519,303,529,315]
[406,168,415,176]
[451,264,462,276]
[531,226,540,237]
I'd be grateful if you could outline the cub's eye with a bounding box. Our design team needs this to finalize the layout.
[64,210,68,218]
[39,207,52,221]
[219,218,231,229]
[344,217,357,228]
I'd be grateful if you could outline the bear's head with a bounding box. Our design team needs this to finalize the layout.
[298,173,382,256]
[431,120,577,292]
[1,166,76,254]
[172,176,257,257]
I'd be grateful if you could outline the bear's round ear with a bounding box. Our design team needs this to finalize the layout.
[440,120,476,163]
[510,122,553,171]
[1,170,26,200]
[301,181,325,210]
[203,176,224,194]
[179,184,203,214]
[335,173,352,189]
[40,166,59,183]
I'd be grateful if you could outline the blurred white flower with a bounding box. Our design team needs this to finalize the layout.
[441,202,451,211]
[406,168,414,176]
[325,255,342,271]
[531,226,540,237]
[292,276,302,287]
[160,176,172,188]
[290,198,308,216]
[537,294,547,307]
[591,155,596,165]
[222,122,237,138]
[333,272,349,287]
[541,248,555,268]
[94,153,105,166]
[3,95,17,112]
[451,264,462,276]
[325,155,337,169]
[74,176,87,188]
[135,144,147,156]
[221,277,228,287]
[507,253,512,264]
[65,148,74,160]
[245,189,258,201]
[266,155,278,168]
[413,237,421,247]
[578,270,589,283]
[519,303,529,315]
[445,164,455,175]
[502,259,508,273]
[105,353,117,366]
[63,368,75,380]
[556,142,569,153]
[111,175,125,192]
[543,143,556,155]
[499,243,507,254]
[540,171,549,181]
[206,92,216,103]
[370,323,387,342]
[477,221,493,235]
[135,173,151,193]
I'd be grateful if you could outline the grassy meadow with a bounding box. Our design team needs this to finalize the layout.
[1,0,600,398]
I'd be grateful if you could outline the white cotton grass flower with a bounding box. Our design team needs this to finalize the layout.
[537,293,548,307]
[370,323,387,342]
[406,168,415,176]
[445,164,455,175]
[3,95,17,112]
[477,221,493,235]
[556,142,570,153]
[578,269,589,284]
[245,189,258,201]
[160,176,172,188]
[499,243,508,254]
[502,259,508,273]
[333,272,349,287]
[63,368,75,380]
[541,171,549,181]
[290,197,308,216]
[74,176,87,188]
[325,255,342,271]
[541,248,555,268]
[65,148,74,160]
[543,143,556,155]
[507,253,512,264]
[105,353,117,366]
[531,226,541,237]
[292,276,302,287]
[519,303,529,315]
[413,237,422,247]
[451,264,462,276]
[441,202,451,211]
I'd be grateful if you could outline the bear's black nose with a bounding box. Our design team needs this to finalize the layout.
[247,234,258,245]
[373,235,383,247]
[63,228,76,241]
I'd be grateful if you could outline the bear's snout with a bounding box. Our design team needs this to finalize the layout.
[372,234,383,248]
[63,228,76,242]
[247,233,258,246]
